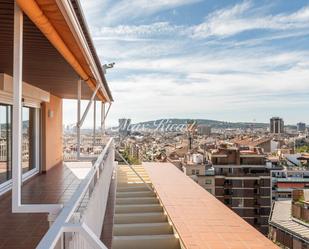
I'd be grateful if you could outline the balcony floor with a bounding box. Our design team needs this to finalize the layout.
[0,162,84,249]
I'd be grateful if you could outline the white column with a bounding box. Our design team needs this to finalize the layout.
[12,2,23,212]
[101,102,105,138]
[93,100,96,146]
[77,79,81,159]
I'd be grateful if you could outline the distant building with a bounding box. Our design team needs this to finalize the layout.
[207,146,271,235]
[197,125,211,136]
[232,136,276,153]
[297,122,306,132]
[270,117,284,134]
[182,153,215,194]
[269,189,309,248]
[118,118,131,136]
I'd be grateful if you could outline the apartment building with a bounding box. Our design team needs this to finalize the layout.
[182,153,215,194]
[270,117,284,134]
[207,145,272,234]
[271,168,309,201]
[297,122,306,133]
[197,124,211,136]
[269,189,309,248]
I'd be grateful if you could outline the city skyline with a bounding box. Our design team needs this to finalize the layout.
[61,0,309,126]
[62,98,306,128]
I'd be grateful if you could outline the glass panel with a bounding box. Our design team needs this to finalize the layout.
[22,107,37,173]
[0,104,38,185]
[0,104,11,184]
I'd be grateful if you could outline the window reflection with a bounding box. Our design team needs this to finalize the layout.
[22,107,36,173]
[0,105,11,184]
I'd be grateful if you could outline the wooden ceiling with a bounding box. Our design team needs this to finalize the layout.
[0,0,97,100]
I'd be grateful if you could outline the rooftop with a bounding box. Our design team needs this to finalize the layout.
[269,200,309,244]
[143,162,277,249]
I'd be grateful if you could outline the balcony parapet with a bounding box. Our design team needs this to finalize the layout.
[36,138,115,249]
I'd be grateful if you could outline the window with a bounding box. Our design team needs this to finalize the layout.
[224,199,231,205]
[192,169,195,175]
[238,199,244,207]
[224,189,233,195]
[196,170,200,175]
[205,179,212,184]
[206,189,212,194]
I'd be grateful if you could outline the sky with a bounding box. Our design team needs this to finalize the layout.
[63,0,309,127]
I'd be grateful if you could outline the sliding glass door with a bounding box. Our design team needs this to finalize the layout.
[22,107,37,174]
[0,104,40,190]
[0,104,12,185]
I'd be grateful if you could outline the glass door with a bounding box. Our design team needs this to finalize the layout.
[22,107,38,174]
[0,104,39,192]
[0,104,12,185]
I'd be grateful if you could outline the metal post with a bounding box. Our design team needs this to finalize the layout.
[12,2,23,212]
[101,102,105,138]
[77,79,81,159]
[93,100,96,146]
[78,84,100,128]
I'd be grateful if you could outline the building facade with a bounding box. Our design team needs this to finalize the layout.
[270,117,284,134]
[297,122,306,133]
[207,146,272,234]
[271,169,309,201]
[118,118,131,136]
[197,124,211,136]
[182,153,215,194]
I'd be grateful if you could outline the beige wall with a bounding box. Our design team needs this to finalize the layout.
[41,94,63,172]
[197,176,215,194]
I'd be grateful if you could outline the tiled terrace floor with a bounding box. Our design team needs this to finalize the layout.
[0,163,83,249]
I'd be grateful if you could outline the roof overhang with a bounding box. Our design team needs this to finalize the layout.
[0,0,112,102]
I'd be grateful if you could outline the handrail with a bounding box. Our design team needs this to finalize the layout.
[36,137,114,249]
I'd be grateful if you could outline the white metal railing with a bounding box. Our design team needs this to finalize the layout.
[0,139,29,161]
[0,142,6,161]
[36,137,115,249]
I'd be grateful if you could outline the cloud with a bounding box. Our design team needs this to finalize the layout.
[191,1,309,38]
[107,64,309,124]
[88,1,309,45]
[91,22,186,40]
[75,0,309,125]
[101,0,202,25]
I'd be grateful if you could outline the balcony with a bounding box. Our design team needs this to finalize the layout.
[0,139,281,249]
[0,162,82,249]
[0,1,281,248]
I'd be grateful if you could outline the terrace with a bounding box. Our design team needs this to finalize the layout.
[0,1,279,249]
